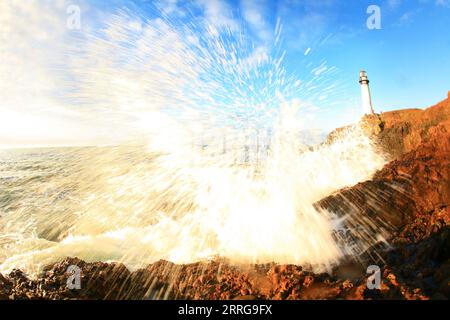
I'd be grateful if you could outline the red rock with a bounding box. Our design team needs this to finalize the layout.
[302,275,314,288]
[1,93,449,300]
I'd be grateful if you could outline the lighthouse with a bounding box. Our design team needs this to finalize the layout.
[359,70,375,115]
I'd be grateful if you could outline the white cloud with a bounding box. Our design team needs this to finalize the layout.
[195,0,239,30]
[156,0,177,14]
[240,0,272,43]
[155,0,186,16]
[312,62,328,77]
[241,45,269,67]
[292,13,329,49]
[387,0,402,9]
[436,0,450,7]
[0,0,74,147]
[397,11,416,25]
[0,0,139,147]
[415,0,450,7]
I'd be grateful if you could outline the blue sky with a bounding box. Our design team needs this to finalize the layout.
[279,0,450,111]
[1,0,450,147]
[86,0,450,128]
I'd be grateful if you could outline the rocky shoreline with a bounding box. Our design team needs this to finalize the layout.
[1,93,449,300]
[0,225,447,300]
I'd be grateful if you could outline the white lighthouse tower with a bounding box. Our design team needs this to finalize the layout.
[359,70,375,115]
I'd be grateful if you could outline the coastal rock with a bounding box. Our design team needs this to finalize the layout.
[1,94,449,300]
[367,92,450,159]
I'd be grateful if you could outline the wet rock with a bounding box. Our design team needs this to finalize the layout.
[0,274,12,300]
[1,95,449,300]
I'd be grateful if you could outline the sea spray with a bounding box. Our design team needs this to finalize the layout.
[0,3,388,276]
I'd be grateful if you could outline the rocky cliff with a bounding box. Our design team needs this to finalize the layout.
[313,92,450,299]
[1,93,449,300]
